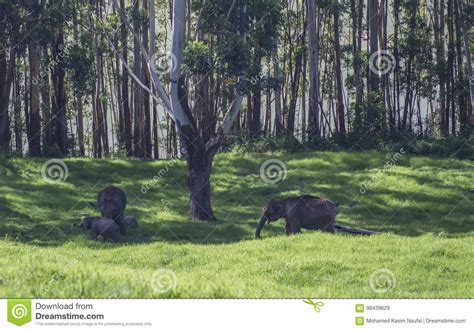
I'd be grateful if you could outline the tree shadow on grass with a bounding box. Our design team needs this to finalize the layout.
[122,220,254,244]
[1,154,472,247]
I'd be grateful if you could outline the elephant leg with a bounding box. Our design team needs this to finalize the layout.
[89,230,97,240]
[289,222,301,234]
[116,213,126,235]
[285,223,291,235]
[324,223,336,233]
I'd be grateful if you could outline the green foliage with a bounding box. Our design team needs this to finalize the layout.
[0,1,21,50]
[389,137,474,160]
[0,151,472,297]
[65,42,95,98]
[215,34,251,76]
[248,0,282,51]
[225,135,305,153]
[364,91,387,132]
[196,0,281,78]
[40,145,65,158]
[226,132,473,160]
[129,4,149,29]
[183,41,212,76]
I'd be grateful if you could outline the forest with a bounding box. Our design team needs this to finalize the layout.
[0,0,473,298]
[1,0,473,219]
[1,0,472,156]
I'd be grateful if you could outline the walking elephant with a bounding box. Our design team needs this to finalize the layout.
[256,195,379,238]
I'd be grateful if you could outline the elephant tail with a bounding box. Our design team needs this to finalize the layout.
[334,223,380,235]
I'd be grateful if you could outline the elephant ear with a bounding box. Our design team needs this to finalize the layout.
[274,202,285,217]
[266,199,278,213]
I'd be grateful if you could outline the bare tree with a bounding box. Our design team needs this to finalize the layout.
[454,0,474,126]
[306,0,320,138]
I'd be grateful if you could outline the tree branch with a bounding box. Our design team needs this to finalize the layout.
[104,34,176,122]
[111,0,172,112]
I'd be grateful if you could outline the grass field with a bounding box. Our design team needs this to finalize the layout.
[0,150,473,298]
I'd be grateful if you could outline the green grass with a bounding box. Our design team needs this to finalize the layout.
[0,150,473,298]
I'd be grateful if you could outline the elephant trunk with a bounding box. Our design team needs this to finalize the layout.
[255,215,267,239]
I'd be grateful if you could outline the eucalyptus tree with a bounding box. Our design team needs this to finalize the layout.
[330,0,345,134]
[175,0,281,219]
[0,1,19,152]
[454,0,474,129]
[110,0,281,219]
[306,0,320,138]
[24,0,44,156]
[66,1,95,156]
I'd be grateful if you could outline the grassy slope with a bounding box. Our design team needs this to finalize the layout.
[0,151,472,298]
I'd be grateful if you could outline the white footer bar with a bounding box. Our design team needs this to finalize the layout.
[1,299,472,330]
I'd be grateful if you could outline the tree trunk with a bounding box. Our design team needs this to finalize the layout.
[287,43,302,135]
[245,95,252,134]
[90,7,101,157]
[13,71,22,152]
[74,93,84,156]
[454,0,474,129]
[306,0,320,138]
[27,40,41,156]
[393,0,401,129]
[401,0,417,131]
[132,0,144,157]
[350,0,363,131]
[367,0,379,94]
[187,145,214,220]
[381,0,392,132]
[250,50,262,137]
[149,0,159,158]
[99,52,109,155]
[119,0,132,155]
[272,37,284,135]
[143,0,152,158]
[169,0,214,219]
[447,0,455,135]
[52,27,68,155]
[367,0,380,128]
[453,3,465,132]
[434,0,447,136]
[301,53,307,140]
[39,51,51,152]
[0,46,14,152]
[333,9,345,134]
[195,73,213,143]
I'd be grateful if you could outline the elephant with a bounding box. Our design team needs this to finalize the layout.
[255,195,379,238]
[74,216,100,229]
[97,186,127,235]
[74,216,122,242]
[256,195,336,238]
[124,215,139,229]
